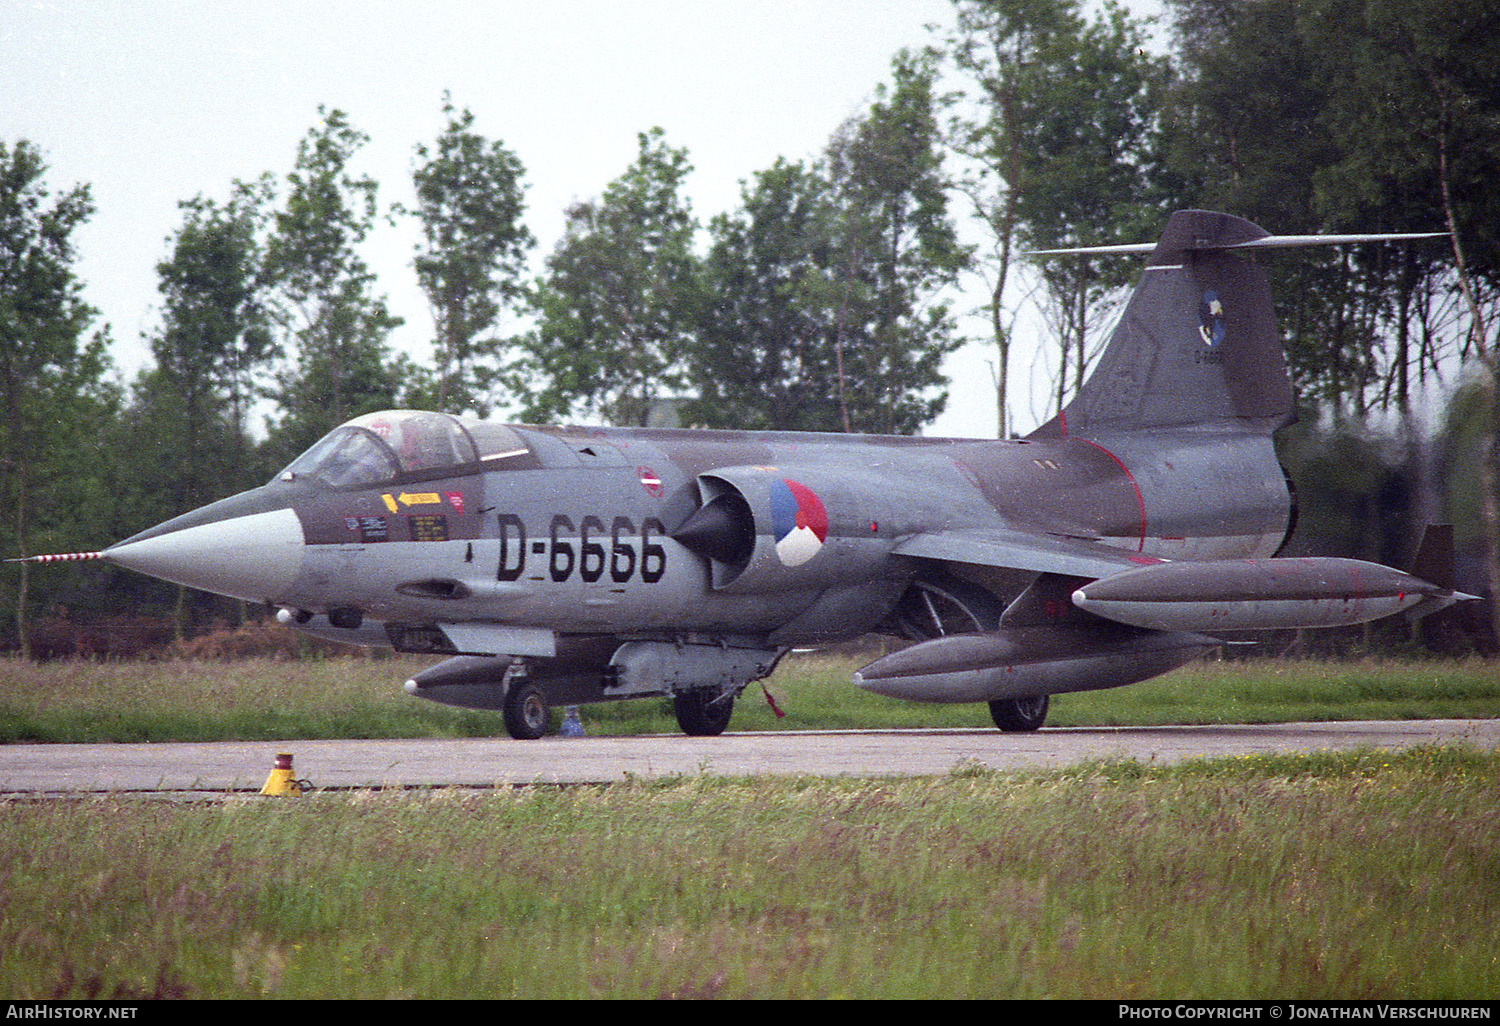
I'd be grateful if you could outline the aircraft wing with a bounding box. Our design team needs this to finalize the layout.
[892,528,1159,580]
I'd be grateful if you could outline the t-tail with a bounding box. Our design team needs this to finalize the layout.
[857,213,1469,723]
[1027,209,1445,440]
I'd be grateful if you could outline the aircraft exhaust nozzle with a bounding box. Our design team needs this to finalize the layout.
[853,625,1218,704]
[1071,557,1467,632]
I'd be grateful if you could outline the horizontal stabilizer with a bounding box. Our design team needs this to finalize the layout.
[1028,231,1447,258]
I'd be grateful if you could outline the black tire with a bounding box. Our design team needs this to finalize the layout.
[503,680,550,740]
[989,694,1049,732]
[673,687,734,737]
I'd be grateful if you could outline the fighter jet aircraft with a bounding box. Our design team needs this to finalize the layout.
[23,210,1473,739]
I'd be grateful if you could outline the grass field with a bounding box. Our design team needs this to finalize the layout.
[3,653,1496,998]
[2,747,1497,999]
[1,652,1498,743]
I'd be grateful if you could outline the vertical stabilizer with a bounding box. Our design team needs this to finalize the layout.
[1030,210,1295,439]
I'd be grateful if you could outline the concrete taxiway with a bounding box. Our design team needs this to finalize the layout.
[2,719,1497,794]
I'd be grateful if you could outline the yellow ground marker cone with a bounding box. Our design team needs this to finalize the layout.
[260,752,302,796]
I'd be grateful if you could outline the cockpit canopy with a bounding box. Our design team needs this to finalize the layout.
[276,410,531,487]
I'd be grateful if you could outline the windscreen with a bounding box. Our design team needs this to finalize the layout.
[276,411,486,486]
[278,427,399,487]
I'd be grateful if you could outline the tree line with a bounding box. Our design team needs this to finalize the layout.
[3,0,1499,652]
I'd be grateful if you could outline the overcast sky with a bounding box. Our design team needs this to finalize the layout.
[5,0,1166,438]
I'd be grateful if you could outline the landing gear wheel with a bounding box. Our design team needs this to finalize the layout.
[673,688,734,737]
[990,694,1049,732]
[503,680,551,740]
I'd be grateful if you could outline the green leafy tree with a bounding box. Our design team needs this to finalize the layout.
[945,0,1090,437]
[407,95,535,416]
[1163,0,1377,416]
[148,180,274,503]
[815,51,969,435]
[1298,0,1500,428]
[261,108,402,464]
[692,56,966,437]
[1315,0,1500,643]
[0,141,114,655]
[1165,0,1500,638]
[1299,1,1456,244]
[946,0,1168,430]
[518,128,701,426]
[1009,2,1170,413]
[686,158,848,432]
[1163,0,1333,227]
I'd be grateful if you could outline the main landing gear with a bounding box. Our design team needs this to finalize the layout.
[989,693,1049,732]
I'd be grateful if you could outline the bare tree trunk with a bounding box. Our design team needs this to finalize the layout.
[13,461,29,661]
[834,244,859,434]
[991,285,1010,439]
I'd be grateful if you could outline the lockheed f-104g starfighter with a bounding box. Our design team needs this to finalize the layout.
[23,210,1471,739]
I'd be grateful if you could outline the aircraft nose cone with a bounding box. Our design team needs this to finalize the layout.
[104,505,305,604]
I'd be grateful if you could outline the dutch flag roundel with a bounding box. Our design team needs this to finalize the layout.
[770,479,828,567]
